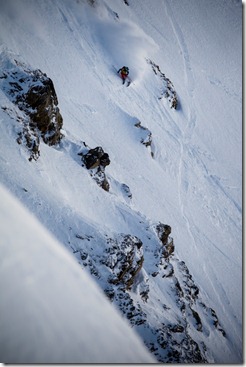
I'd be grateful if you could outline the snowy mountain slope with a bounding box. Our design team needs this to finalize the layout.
[0,0,242,363]
[0,183,156,363]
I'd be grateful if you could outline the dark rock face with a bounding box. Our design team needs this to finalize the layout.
[83,146,110,169]
[80,145,110,191]
[0,56,63,160]
[24,78,63,145]
[155,223,174,258]
[156,223,172,246]
[104,234,144,290]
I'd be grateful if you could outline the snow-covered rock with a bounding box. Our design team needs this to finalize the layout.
[0,183,156,364]
[0,0,242,363]
[0,52,63,160]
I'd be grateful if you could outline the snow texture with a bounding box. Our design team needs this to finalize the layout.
[0,184,156,363]
[0,0,242,363]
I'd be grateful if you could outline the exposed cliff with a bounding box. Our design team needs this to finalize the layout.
[0,52,63,161]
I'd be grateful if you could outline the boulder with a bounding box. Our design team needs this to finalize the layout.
[83,146,110,169]
[81,146,110,191]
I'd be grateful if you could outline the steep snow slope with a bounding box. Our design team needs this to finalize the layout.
[0,0,242,363]
[0,184,156,363]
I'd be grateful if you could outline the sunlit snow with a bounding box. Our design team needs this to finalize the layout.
[0,0,242,363]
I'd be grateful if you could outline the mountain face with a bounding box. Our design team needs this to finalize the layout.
[0,0,242,363]
[0,183,156,364]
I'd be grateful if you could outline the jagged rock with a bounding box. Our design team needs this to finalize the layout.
[147,59,178,109]
[69,221,224,363]
[188,307,203,332]
[80,251,88,261]
[17,126,40,161]
[177,261,200,302]
[140,289,149,302]
[134,121,154,157]
[91,165,110,191]
[155,222,174,258]
[200,304,226,337]
[156,223,172,245]
[162,263,174,277]
[0,57,63,160]
[81,146,110,191]
[104,234,144,290]
[162,239,174,258]
[154,323,206,363]
[80,252,101,279]
[83,146,110,169]
[104,287,115,301]
[115,290,147,326]
[174,278,184,298]
[169,324,185,333]
[152,271,159,277]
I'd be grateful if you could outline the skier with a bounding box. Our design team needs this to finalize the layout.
[117,66,129,84]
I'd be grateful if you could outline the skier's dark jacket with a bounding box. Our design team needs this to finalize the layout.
[118,66,129,79]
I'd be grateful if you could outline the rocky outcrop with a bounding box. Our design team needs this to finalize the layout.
[134,121,154,157]
[82,146,110,170]
[104,234,144,290]
[155,222,174,258]
[0,55,63,160]
[156,223,172,246]
[70,220,226,363]
[76,231,148,326]
[147,59,178,109]
[80,145,110,191]
[75,232,145,294]
[23,76,63,146]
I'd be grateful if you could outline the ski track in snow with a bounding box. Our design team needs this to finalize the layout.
[207,74,242,104]
[165,0,198,254]
[163,0,241,263]
[0,0,242,363]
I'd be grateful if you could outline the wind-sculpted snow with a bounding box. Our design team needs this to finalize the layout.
[0,0,242,363]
